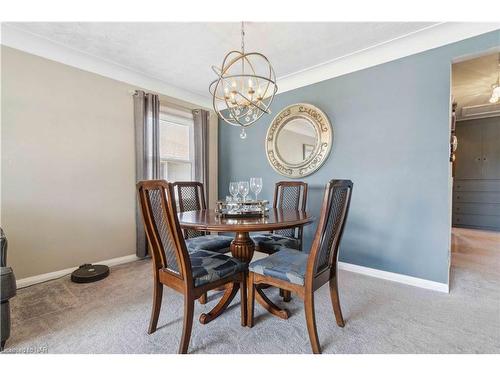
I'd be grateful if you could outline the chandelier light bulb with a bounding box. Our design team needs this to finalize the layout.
[489,95,499,104]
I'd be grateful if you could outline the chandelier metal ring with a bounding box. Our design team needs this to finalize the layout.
[209,51,277,127]
[209,22,278,138]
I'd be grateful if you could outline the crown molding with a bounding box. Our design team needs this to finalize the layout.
[1,24,212,108]
[277,22,500,94]
[2,23,498,106]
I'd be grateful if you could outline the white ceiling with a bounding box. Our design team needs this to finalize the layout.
[5,22,439,100]
[452,52,500,114]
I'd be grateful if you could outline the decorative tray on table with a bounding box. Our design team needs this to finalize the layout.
[215,200,269,218]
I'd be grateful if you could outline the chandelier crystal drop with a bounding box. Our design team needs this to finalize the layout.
[209,22,278,139]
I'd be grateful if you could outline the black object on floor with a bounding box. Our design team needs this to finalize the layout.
[71,264,109,283]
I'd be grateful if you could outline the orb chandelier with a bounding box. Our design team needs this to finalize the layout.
[490,81,500,104]
[489,53,500,104]
[209,22,278,139]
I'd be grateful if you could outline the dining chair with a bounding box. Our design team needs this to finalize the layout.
[137,180,247,354]
[252,181,308,301]
[252,181,308,253]
[172,181,234,304]
[172,181,233,253]
[247,179,353,354]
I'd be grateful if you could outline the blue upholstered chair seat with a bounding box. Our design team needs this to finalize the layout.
[185,234,232,254]
[190,250,247,287]
[249,247,308,286]
[251,233,300,253]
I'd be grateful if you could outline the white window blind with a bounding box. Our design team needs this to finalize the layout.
[159,104,194,182]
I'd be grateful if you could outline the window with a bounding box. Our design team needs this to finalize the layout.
[159,105,194,182]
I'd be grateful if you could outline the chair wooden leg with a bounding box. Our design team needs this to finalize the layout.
[329,276,345,327]
[282,290,292,302]
[247,272,255,327]
[240,274,247,327]
[255,287,290,319]
[199,283,239,324]
[148,275,163,334]
[304,293,321,354]
[179,296,195,354]
[198,293,207,305]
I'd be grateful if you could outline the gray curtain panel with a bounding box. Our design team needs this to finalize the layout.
[134,90,160,258]
[192,109,210,203]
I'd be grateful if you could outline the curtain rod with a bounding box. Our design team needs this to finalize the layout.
[129,89,199,112]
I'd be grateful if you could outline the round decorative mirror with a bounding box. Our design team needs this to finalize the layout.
[266,103,333,178]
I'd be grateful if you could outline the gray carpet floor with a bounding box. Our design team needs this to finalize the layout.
[5,228,500,354]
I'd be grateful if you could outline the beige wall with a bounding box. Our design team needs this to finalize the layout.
[1,46,137,279]
[1,46,216,279]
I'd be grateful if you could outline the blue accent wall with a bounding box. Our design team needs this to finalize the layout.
[218,30,500,284]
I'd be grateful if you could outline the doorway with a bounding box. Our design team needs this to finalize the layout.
[449,52,500,286]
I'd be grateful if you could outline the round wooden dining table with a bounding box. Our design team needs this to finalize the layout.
[178,208,314,325]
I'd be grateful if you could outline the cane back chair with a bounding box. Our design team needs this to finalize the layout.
[172,181,234,304]
[171,181,233,254]
[247,179,353,354]
[252,181,308,302]
[137,180,247,354]
[252,181,308,254]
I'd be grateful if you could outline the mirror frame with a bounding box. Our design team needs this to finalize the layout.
[265,103,333,178]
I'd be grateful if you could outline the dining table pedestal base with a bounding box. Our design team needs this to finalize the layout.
[230,231,255,263]
[178,207,314,328]
[198,231,290,326]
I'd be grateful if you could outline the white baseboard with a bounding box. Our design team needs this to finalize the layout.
[338,261,449,293]
[16,254,140,289]
[16,254,449,293]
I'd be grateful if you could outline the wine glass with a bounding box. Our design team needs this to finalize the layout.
[229,182,239,201]
[250,177,263,201]
[238,181,250,202]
